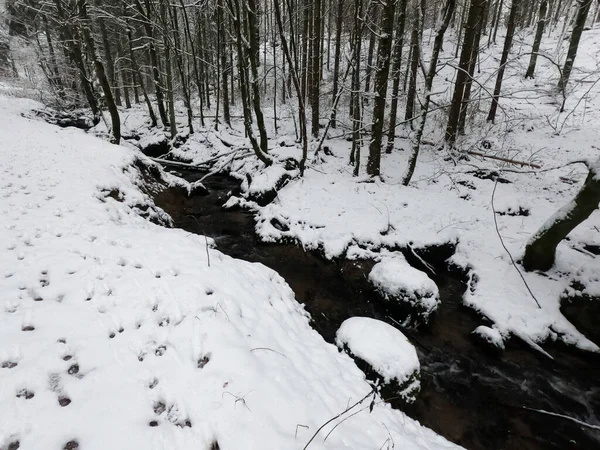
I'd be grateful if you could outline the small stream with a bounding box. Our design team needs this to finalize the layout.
[156,168,600,450]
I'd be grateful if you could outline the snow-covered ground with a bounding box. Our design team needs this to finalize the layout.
[0,96,462,449]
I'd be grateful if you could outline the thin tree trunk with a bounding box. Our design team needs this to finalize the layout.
[310,0,322,137]
[526,0,549,78]
[404,0,422,124]
[487,0,520,122]
[78,0,120,143]
[386,0,407,153]
[330,0,345,128]
[403,0,456,185]
[135,0,169,127]
[366,0,397,177]
[274,0,308,173]
[127,24,157,127]
[446,0,487,146]
[559,0,593,92]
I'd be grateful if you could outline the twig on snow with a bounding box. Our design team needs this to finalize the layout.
[491,180,541,309]
[186,215,211,267]
[303,386,377,450]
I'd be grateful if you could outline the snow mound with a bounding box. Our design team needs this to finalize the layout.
[336,317,420,402]
[472,326,505,350]
[369,256,440,322]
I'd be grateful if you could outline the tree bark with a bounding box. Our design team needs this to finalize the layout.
[403,0,456,185]
[523,161,600,271]
[385,0,407,153]
[525,0,548,78]
[559,0,593,92]
[330,0,345,129]
[487,0,520,122]
[445,0,487,146]
[310,0,322,137]
[78,0,120,144]
[367,0,397,177]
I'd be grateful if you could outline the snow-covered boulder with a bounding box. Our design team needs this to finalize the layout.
[471,325,505,352]
[369,256,440,323]
[336,317,420,403]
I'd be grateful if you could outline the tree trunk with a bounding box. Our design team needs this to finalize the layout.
[487,0,520,122]
[403,0,456,185]
[525,0,549,78]
[78,0,120,143]
[97,11,121,106]
[330,0,345,129]
[160,0,177,138]
[274,0,308,173]
[217,0,231,127]
[226,0,271,165]
[310,0,322,137]
[367,0,397,177]
[446,0,487,146]
[523,161,600,271]
[385,0,407,153]
[559,0,593,92]
[404,0,422,124]
[127,24,157,127]
[136,0,169,127]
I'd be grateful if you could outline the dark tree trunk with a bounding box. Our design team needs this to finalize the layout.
[310,0,322,137]
[330,0,345,129]
[446,0,487,146]
[366,0,396,177]
[523,161,600,271]
[526,0,549,78]
[559,0,593,92]
[274,0,308,173]
[404,0,422,124]
[54,0,99,119]
[127,24,157,127]
[487,0,520,122]
[97,10,121,106]
[136,0,169,127]
[386,0,407,153]
[403,0,456,185]
[78,0,120,143]
[160,0,177,138]
[217,0,231,127]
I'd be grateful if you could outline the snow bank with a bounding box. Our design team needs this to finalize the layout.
[369,256,440,322]
[336,317,420,402]
[0,97,461,450]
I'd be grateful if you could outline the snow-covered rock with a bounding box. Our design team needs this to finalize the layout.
[369,256,440,323]
[336,317,420,403]
[472,325,505,350]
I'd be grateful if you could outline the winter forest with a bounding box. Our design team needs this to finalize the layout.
[1,0,600,449]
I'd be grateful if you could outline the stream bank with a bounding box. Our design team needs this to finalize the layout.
[154,167,600,450]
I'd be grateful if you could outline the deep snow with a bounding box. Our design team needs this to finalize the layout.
[0,96,461,449]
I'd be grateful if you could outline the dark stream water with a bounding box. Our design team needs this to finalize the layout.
[155,168,600,450]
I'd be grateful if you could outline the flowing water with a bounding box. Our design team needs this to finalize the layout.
[155,168,600,450]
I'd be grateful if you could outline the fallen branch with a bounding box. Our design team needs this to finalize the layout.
[521,406,600,430]
[468,151,541,169]
[150,158,208,170]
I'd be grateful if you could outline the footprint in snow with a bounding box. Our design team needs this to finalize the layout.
[16,389,34,399]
